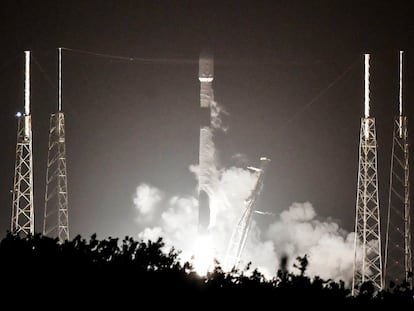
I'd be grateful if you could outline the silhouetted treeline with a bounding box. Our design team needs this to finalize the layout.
[0,233,412,306]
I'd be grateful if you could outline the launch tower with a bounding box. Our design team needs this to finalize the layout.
[11,51,34,236]
[352,54,383,294]
[223,157,271,271]
[384,51,412,288]
[43,48,70,242]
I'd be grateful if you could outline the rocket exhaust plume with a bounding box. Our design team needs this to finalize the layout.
[198,52,214,232]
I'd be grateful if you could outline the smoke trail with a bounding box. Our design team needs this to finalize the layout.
[210,100,228,132]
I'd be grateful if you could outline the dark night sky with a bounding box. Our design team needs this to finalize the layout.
[0,0,413,239]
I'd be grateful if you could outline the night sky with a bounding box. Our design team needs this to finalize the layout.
[0,0,413,240]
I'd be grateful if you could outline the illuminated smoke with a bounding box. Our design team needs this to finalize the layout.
[133,101,355,283]
[133,184,162,223]
[133,178,354,283]
[210,100,228,132]
[135,191,198,262]
[266,202,355,282]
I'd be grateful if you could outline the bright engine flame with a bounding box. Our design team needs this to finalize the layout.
[192,234,215,276]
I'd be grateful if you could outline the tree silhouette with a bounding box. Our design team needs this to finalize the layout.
[0,233,413,306]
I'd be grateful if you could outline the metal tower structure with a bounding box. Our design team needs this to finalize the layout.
[384,51,412,288]
[198,52,214,232]
[11,51,34,236]
[352,54,383,294]
[43,48,69,242]
[223,157,271,271]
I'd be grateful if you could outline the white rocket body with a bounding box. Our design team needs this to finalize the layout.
[198,53,214,231]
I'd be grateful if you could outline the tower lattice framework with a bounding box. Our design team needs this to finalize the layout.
[43,112,69,242]
[352,117,383,294]
[11,117,34,236]
[384,116,412,288]
[223,157,271,271]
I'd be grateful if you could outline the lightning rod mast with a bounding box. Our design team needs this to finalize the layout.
[11,51,34,236]
[43,47,70,242]
[352,54,383,294]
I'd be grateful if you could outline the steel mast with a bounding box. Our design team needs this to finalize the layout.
[43,47,69,242]
[11,51,34,236]
[384,51,412,288]
[352,54,383,294]
[223,157,271,271]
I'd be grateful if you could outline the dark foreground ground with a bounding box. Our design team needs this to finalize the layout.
[0,233,412,307]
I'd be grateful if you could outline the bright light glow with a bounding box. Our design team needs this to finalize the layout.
[192,234,215,276]
[199,77,213,83]
[247,166,261,172]
[15,112,22,118]
[364,54,370,118]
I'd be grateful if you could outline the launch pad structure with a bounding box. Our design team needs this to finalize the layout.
[223,157,271,271]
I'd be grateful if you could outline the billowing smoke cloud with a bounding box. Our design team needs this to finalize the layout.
[266,202,355,282]
[132,101,355,283]
[133,179,354,282]
[133,184,162,223]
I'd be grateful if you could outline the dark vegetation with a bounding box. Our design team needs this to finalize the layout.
[0,233,412,306]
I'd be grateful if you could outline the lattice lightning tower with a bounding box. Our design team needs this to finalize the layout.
[384,51,412,288]
[352,54,383,294]
[223,157,271,271]
[43,48,69,242]
[11,51,34,236]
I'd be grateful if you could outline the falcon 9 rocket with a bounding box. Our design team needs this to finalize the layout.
[198,53,214,232]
